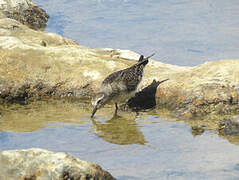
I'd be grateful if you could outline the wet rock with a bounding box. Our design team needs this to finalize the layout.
[0,1,239,118]
[219,115,239,135]
[0,148,115,180]
[155,61,239,117]
[0,0,49,30]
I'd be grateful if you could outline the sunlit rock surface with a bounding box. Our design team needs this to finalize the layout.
[0,148,115,180]
[0,0,239,118]
[156,60,239,117]
[0,0,49,30]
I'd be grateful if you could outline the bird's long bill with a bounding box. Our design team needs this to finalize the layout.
[91,106,98,118]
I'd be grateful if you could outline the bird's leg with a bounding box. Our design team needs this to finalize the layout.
[114,102,118,116]
[115,102,118,111]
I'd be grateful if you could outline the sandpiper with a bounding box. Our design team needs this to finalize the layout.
[91,53,155,118]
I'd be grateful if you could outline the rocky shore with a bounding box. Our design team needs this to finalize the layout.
[0,1,239,117]
[0,0,48,30]
[0,0,239,178]
[0,148,115,180]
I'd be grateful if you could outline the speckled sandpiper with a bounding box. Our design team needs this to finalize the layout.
[91,53,155,118]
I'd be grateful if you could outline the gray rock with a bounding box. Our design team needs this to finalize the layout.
[0,0,49,30]
[0,148,115,180]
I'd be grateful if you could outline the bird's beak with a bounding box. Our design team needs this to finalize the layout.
[91,106,98,118]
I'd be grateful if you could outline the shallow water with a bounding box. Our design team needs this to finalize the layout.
[35,0,239,66]
[2,0,239,179]
[1,100,239,179]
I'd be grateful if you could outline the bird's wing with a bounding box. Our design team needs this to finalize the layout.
[102,70,123,85]
[119,68,142,91]
[101,58,149,92]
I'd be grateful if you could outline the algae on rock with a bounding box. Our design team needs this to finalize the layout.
[0,0,49,30]
[0,148,115,180]
[0,0,239,118]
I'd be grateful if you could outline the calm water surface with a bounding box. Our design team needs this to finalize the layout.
[1,101,239,179]
[35,0,239,66]
[2,1,239,179]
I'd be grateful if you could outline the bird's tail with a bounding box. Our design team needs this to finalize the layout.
[138,55,144,62]
[137,53,155,66]
[137,59,149,66]
[146,53,155,60]
[138,53,155,62]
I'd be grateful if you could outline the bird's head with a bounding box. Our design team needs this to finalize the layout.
[91,92,107,118]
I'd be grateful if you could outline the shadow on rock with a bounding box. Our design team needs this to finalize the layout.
[91,115,147,145]
[121,79,168,111]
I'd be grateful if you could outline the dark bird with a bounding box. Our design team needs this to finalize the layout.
[91,53,155,118]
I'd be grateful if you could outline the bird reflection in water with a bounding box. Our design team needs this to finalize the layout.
[91,115,147,145]
[90,79,169,145]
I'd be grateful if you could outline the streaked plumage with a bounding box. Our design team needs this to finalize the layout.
[91,53,154,118]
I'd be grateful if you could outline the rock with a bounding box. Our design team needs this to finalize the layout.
[0,1,239,118]
[100,48,142,60]
[219,115,239,135]
[0,0,49,30]
[155,60,239,117]
[0,148,115,180]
